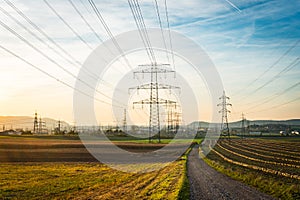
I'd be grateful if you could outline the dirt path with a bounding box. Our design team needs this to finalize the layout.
[187,145,275,200]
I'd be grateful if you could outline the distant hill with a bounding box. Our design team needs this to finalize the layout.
[229,119,300,128]
[189,119,300,128]
[0,116,70,131]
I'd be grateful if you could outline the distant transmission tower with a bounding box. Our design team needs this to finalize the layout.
[241,113,246,138]
[39,117,42,134]
[57,120,61,134]
[130,63,180,143]
[174,111,182,133]
[217,91,232,139]
[163,102,179,136]
[122,109,127,133]
[33,112,38,134]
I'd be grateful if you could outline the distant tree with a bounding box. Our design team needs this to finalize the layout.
[67,130,78,135]
[21,130,32,135]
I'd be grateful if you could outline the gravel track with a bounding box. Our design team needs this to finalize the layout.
[187,145,275,200]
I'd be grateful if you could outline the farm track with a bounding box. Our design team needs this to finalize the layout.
[187,145,274,200]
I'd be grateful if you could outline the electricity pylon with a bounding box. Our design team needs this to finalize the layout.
[241,113,246,138]
[130,63,180,143]
[122,109,127,134]
[33,112,38,134]
[217,91,232,139]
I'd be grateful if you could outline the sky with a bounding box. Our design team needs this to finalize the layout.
[0,0,299,125]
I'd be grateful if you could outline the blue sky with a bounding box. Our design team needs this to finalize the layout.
[0,0,299,123]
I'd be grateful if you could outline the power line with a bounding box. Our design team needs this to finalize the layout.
[128,0,156,64]
[135,0,156,64]
[0,19,125,107]
[66,0,129,88]
[43,0,93,50]
[164,0,175,70]
[86,0,152,120]
[243,81,300,112]
[153,0,169,62]
[67,0,103,43]
[128,0,153,64]
[238,56,300,102]
[68,0,120,64]
[4,0,125,96]
[253,57,299,92]
[250,57,299,94]
[0,44,121,108]
[78,0,93,14]
[86,0,151,119]
[233,39,300,97]
[0,20,77,79]
[128,0,181,131]
[245,96,300,115]
[88,0,133,70]
[0,5,96,82]
[4,0,82,67]
[84,0,151,119]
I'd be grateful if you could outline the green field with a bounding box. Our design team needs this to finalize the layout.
[0,162,187,199]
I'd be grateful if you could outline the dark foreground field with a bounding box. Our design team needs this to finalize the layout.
[0,136,96,162]
[0,136,188,199]
[0,135,172,162]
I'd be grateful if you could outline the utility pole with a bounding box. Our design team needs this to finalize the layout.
[217,91,232,140]
[130,63,180,143]
[33,111,38,134]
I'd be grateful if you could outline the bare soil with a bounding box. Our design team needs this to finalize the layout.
[0,136,167,162]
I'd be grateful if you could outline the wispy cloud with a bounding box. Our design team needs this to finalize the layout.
[0,0,299,121]
[224,0,242,13]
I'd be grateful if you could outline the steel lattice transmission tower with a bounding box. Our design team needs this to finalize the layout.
[241,113,246,138]
[217,91,232,139]
[130,63,180,143]
[164,102,179,136]
[33,111,38,134]
[122,109,127,134]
